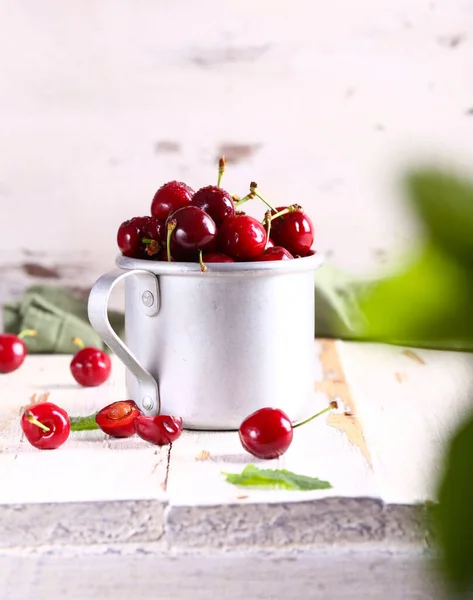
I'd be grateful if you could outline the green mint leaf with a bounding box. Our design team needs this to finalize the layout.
[223,464,332,491]
[70,413,99,431]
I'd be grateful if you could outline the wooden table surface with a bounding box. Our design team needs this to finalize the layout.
[2,338,472,551]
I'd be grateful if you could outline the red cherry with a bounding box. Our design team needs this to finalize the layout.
[117,216,148,258]
[151,181,194,220]
[254,246,294,261]
[0,330,36,374]
[192,186,235,226]
[239,407,293,459]
[165,206,217,258]
[95,400,141,438]
[134,415,183,445]
[270,207,314,256]
[70,342,111,387]
[202,252,234,263]
[0,334,27,373]
[239,402,338,459]
[217,214,266,260]
[21,401,70,450]
[117,216,165,258]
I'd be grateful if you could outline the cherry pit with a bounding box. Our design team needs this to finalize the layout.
[117,157,315,270]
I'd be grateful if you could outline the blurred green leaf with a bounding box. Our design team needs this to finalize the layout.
[436,410,473,595]
[405,169,473,266]
[357,243,473,347]
[223,464,332,491]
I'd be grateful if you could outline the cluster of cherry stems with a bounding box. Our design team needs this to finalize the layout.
[1,160,333,459]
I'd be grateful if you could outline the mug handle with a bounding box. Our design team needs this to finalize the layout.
[87,268,160,415]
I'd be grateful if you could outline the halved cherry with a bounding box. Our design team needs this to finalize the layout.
[95,400,141,438]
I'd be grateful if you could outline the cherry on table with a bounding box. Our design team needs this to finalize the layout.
[253,246,294,261]
[95,400,142,438]
[21,398,70,450]
[192,185,235,226]
[151,181,194,220]
[70,338,111,387]
[217,214,266,260]
[0,329,37,374]
[270,206,314,257]
[239,402,337,459]
[239,407,293,459]
[134,415,183,445]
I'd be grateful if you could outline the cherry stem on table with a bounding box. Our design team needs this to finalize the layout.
[25,410,50,433]
[249,182,277,213]
[18,329,37,340]
[217,156,226,188]
[166,220,177,262]
[72,337,85,350]
[293,401,338,429]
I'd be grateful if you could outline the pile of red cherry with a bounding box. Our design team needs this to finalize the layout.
[117,158,315,269]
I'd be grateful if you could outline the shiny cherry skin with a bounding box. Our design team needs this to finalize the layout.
[217,214,266,260]
[21,402,70,450]
[270,207,314,256]
[254,246,294,261]
[117,216,149,258]
[0,334,27,373]
[202,252,234,263]
[166,206,217,256]
[151,181,194,220]
[192,185,235,226]
[70,347,112,387]
[96,400,141,438]
[117,216,165,258]
[239,407,293,459]
[134,415,183,445]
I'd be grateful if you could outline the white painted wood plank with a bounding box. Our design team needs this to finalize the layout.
[166,393,378,506]
[337,341,473,504]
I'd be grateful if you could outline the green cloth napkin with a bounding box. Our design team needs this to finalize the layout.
[2,285,124,354]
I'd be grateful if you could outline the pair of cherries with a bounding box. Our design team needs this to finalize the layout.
[117,158,314,268]
[20,397,182,450]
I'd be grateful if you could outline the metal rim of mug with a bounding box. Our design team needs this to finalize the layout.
[116,252,324,277]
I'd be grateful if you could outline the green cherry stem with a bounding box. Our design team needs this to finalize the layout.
[249,182,277,212]
[264,210,272,250]
[17,329,37,340]
[25,410,50,433]
[293,401,338,429]
[217,156,226,188]
[234,192,254,208]
[166,219,177,262]
[271,204,302,221]
[199,250,207,273]
[72,337,85,350]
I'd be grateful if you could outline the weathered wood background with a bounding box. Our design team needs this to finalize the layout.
[1,0,473,297]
